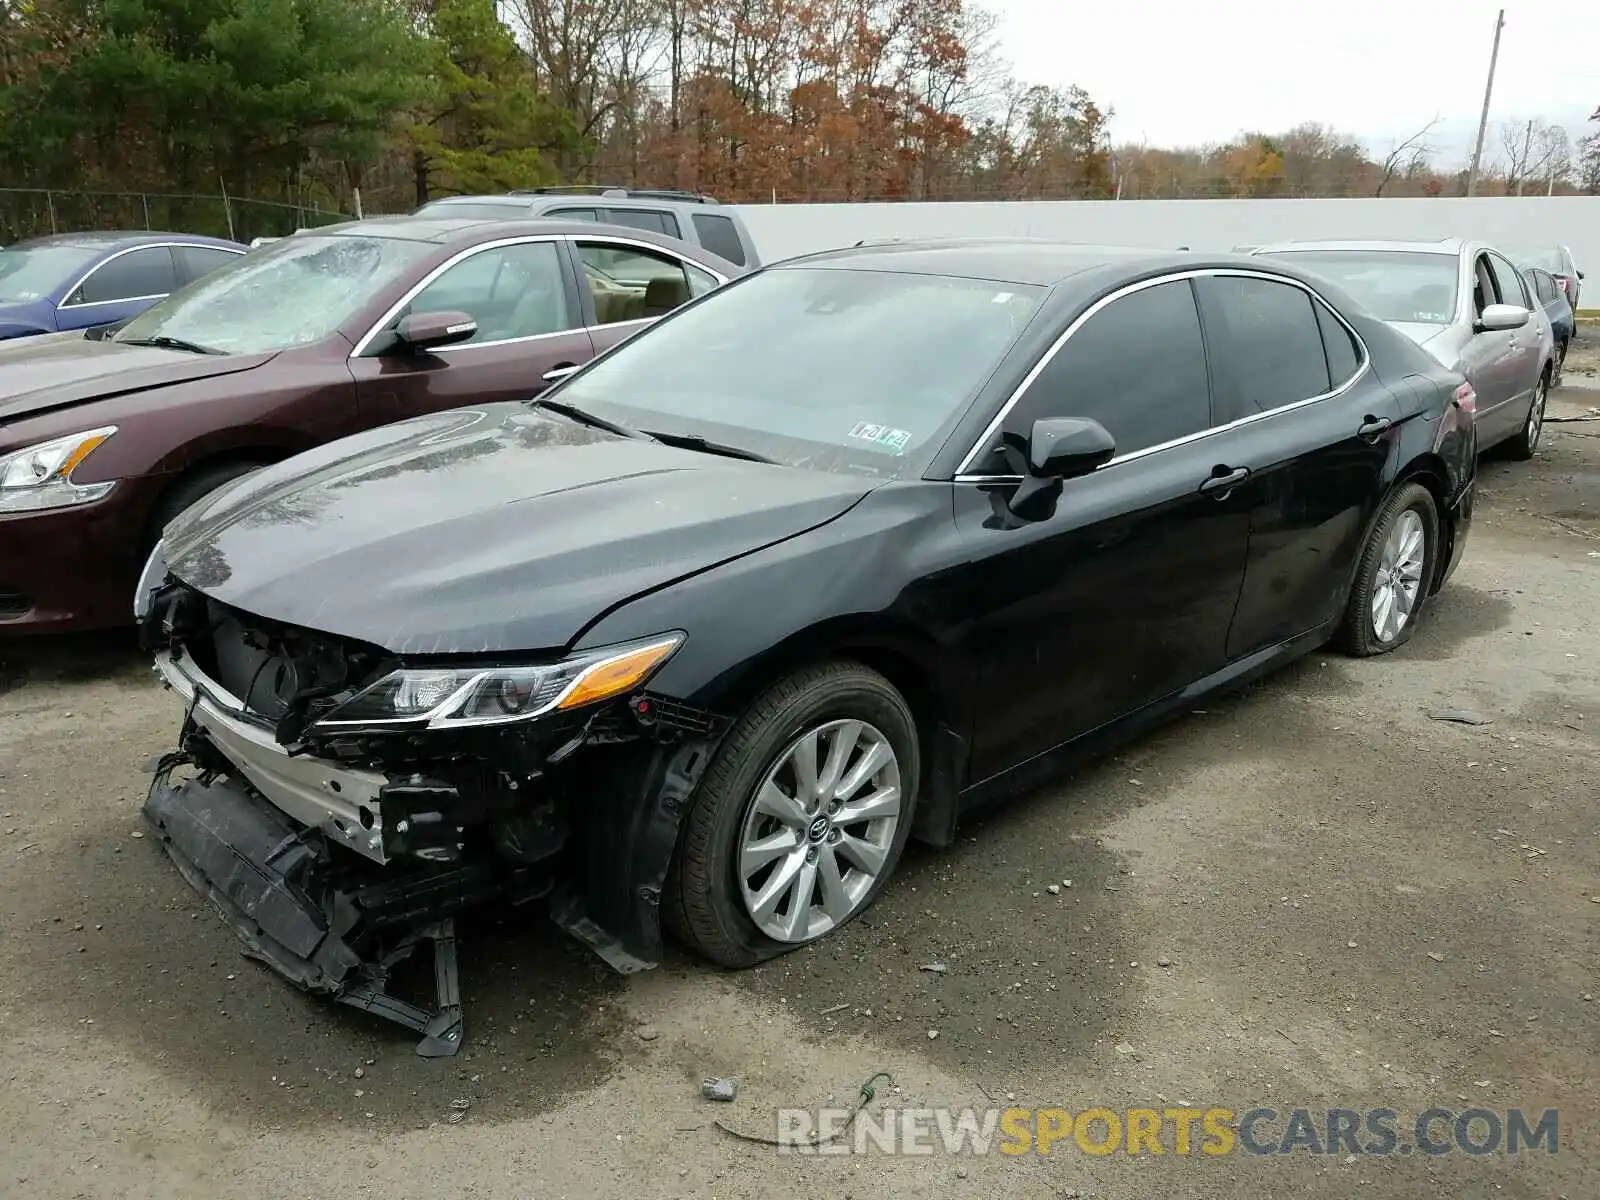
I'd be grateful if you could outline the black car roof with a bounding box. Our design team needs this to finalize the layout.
[779,239,1286,288]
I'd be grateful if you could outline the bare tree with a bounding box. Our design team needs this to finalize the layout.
[1531,124,1572,193]
[1500,117,1536,194]
[1374,117,1439,196]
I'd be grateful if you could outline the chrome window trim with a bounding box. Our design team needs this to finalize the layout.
[349,233,728,358]
[953,266,1373,478]
[57,241,236,310]
[349,233,563,357]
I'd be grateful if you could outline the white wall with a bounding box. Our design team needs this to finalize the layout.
[731,197,1600,285]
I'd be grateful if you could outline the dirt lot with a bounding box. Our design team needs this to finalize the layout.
[4,368,1600,1199]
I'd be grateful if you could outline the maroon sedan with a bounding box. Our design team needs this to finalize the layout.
[0,216,741,634]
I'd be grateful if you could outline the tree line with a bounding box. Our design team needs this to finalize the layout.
[1,0,1595,242]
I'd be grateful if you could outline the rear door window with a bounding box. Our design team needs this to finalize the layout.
[72,245,178,305]
[174,244,243,285]
[691,212,747,265]
[576,240,708,326]
[1195,275,1333,422]
[998,278,1211,460]
[601,208,681,239]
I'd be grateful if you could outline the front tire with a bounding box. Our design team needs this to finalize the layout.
[1554,338,1568,388]
[1503,370,1549,461]
[1337,482,1440,657]
[665,662,919,967]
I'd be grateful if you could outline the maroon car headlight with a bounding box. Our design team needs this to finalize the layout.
[0,426,119,514]
[308,633,686,733]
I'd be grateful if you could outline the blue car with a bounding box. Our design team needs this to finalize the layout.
[0,231,248,341]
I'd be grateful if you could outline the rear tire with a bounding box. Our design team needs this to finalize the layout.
[1336,482,1440,657]
[1554,339,1568,388]
[665,662,919,968]
[1502,369,1549,462]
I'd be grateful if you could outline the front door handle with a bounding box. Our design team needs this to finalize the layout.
[542,362,581,384]
[1199,465,1250,495]
[1357,414,1394,441]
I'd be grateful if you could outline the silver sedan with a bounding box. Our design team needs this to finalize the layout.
[1252,238,1556,460]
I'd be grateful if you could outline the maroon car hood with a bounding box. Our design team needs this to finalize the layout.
[0,332,275,424]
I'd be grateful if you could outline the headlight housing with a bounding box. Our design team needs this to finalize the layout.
[133,538,169,620]
[0,426,118,513]
[310,633,685,732]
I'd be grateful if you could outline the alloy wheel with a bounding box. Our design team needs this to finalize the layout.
[736,718,902,943]
[1370,509,1426,644]
[1528,377,1547,453]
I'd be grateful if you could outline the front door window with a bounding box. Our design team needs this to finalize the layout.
[405,241,570,345]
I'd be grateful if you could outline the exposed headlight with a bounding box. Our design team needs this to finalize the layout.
[310,633,685,732]
[0,426,118,513]
[133,538,169,620]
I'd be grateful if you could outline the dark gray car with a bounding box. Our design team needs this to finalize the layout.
[1252,239,1555,460]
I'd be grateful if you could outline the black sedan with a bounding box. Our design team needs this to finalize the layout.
[135,241,1476,1053]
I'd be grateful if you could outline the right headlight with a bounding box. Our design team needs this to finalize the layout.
[309,633,686,733]
[0,426,119,514]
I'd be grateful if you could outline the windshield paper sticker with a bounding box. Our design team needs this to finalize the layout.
[847,422,913,453]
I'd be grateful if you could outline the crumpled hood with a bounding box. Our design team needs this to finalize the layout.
[0,332,273,424]
[163,403,875,655]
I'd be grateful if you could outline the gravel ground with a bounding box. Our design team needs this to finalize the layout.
[3,377,1599,1199]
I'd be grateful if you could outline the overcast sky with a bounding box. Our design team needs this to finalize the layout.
[986,0,1597,164]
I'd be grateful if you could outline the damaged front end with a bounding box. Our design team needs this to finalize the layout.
[136,570,726,1056]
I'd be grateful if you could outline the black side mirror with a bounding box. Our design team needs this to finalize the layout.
[1578,270,1586,280]
[1001,417,1117,521]
[392,310,477,352]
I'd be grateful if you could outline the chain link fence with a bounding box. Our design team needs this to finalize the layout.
[0,189,357,245]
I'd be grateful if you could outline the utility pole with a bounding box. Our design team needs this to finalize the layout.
[1465,8,1505,197]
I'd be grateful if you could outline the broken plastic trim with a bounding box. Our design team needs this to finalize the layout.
[142,758,550,1056]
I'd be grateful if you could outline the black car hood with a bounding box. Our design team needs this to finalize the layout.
[0,332,273,424]
[163,403,876,655]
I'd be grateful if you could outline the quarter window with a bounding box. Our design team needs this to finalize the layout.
[1472,256,1496,317]
[72,246,177,305]
[692,212,747,265]
[995,279,1211,464]
[404,240,569,345]
[1316,302,1362,388]
[1196,276,1332,422]
[577,240,707,325]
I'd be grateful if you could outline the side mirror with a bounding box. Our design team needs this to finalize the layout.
[1004,417,1117,521]
[1578,270,1586,280]
[1476,303,1529,333]
[392,310,477,352]
[1027,417,1117,479]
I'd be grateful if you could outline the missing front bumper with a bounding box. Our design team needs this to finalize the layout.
[142,764,552,1056]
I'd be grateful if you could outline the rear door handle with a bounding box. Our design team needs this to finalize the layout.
[1357,415,1393,441]
[1199,465,1250,495]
